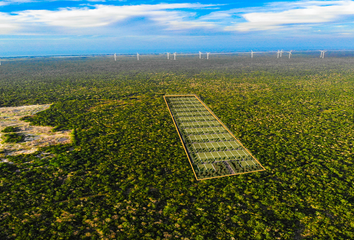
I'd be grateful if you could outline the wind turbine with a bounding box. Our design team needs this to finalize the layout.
[199,51,202,59]
[167,52,170,60]
[207,52,210,60]
[137,53,140,61]
[277,50,280,58]
[114,53,117,61]
[173,52,176,60]
[251,50,254,58]
[320,50,327,58]
[280,49,284,58]
[322,51,326,58]
[287,50,293,59]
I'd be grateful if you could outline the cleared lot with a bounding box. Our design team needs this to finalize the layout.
[164,94,265,180]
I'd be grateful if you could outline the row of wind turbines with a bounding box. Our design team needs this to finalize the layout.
[275,50,326,59]
[114,51,210,61]
[114,50,327,61]
[0,51,329,66]
[245,50,326,59]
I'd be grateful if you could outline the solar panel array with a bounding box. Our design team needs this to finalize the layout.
[164,95,265,180]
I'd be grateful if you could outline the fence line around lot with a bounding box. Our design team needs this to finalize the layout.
[164,94,266,181]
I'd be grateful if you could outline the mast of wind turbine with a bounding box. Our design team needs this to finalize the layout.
[207,52,210,60]
[137,53,139,61]
[167,52,170,60]
[251,50,253,58]
[320,50,327,59]
[174,52,176,60]
[114,53,117,61]
[288,50,292,59]
[199,51,202,59]
[277,50,280,58]
[280,49,283,58]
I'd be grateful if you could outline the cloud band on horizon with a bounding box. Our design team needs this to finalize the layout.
[0,1,353,35]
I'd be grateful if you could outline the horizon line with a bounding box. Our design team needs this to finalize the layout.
[2,49,354,59]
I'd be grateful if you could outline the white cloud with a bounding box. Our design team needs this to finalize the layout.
[0,3,216,34]
[0,13,20,34]
[199,12,232,21]
[226,0,354,31]
[266,1,346,9]
[1,1,354,35]
[0,0,36,5]
[147,9,216,30]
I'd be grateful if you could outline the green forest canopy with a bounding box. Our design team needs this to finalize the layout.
[0,56,353,239]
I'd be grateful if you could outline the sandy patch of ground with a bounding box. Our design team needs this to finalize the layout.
[0,104,71,158]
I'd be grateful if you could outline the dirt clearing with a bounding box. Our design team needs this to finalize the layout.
[0,104,71,158]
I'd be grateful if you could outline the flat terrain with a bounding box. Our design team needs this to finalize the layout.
[0,55,353,239]
[0,104,71,158]
[165,95,264,180]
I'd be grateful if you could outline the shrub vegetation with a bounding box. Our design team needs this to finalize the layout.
[1,126,20,133]
[0,56,353,239]
[2,133,25,143]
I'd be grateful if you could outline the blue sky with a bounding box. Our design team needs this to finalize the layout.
[1,0,354,56]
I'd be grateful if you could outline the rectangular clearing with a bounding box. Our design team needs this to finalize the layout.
[164,94,265,180]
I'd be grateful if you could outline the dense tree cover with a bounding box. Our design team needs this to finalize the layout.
[2,133,25,143]
[1,126,20,133]
[0,56,354,239]
[1,126,23,143]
